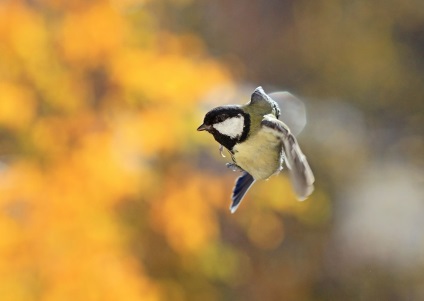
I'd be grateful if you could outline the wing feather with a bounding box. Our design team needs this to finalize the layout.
[261,115,315,200]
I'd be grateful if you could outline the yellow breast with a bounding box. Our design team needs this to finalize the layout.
[232,129,283,180]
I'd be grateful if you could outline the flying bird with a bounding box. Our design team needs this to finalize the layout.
[198,87,315,213]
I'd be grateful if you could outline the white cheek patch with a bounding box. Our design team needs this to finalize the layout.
[213,115,245,138]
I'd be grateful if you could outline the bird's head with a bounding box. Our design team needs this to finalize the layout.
[197,105,250,150]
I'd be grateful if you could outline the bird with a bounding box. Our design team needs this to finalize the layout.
[197,86,315,213]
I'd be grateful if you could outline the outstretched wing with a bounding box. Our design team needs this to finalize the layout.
[269,91,307,136]
[261,115,315,200]
[230,172,255,213]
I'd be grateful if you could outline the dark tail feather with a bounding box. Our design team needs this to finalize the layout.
[230,172,255,213]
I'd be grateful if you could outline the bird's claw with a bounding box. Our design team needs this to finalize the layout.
[219,145,226,158]
[226,163,243,172]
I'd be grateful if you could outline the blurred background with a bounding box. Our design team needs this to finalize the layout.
[0,0,423,300]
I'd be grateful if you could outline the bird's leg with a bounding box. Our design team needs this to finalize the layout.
[219,145,226,158]
[226,163,244,172]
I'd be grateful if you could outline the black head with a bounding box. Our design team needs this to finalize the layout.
[197,106,250,150]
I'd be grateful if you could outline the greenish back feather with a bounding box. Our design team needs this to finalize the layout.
[242,98,279,136]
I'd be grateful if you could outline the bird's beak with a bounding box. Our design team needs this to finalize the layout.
[197,123,211,131]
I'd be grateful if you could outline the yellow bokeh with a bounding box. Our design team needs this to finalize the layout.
[0,82,36,130]
[0,0,231,299]
[60,3,126,66]
[150,174,221,254]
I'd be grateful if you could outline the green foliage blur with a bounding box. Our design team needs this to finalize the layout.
[0,0,423,300]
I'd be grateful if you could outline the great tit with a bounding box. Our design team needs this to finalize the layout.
[197,86,315,213]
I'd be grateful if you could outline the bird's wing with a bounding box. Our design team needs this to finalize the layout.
[261,115,315,200]
[230,172,255,213]
[250,86,281,118]
[269,91,306,136]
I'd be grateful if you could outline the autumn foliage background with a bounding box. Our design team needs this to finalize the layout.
[0,1,423,300]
